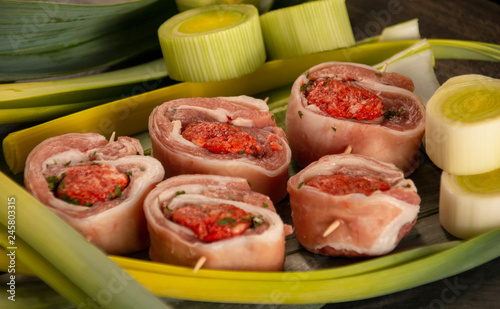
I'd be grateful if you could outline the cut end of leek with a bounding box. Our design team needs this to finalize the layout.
[425,74,500,175]
[439,168,500,239]
[158,4,266,82]
[373,39,440,104]
[379,18,421,42]
[175,0,274,14]
[259,0,355,60]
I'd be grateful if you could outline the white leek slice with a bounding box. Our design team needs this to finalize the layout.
[259,0,355,60]
[373,39,440,104]
[175,0,274,14]
[158,4,266,82]
[379,18,421,42]
[425,74,500,175]
[439,168,500,239]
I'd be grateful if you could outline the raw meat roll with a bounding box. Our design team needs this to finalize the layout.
[287,153,420,257]
[286,62,425,175]
[24,133,165,255]
[143,174,286,271]
[148,95,291,202]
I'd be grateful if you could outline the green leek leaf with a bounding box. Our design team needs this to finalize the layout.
[0,0,178,81]
[0,172,170,308]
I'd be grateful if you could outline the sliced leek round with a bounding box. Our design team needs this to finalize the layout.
[259,0,355,60]
[439,168,500,239]
[425,74,500,175]
[158,4,266,82]
[174,0,274,14]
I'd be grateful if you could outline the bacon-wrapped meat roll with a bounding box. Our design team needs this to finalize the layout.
[24,133,165,255]
[143,174,286,271]
[287,153,420,257]
[286,62,425,175]
[148,95,291,203]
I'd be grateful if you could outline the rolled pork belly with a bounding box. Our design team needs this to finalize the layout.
[286,62,425,176]
[287,153,420,257]
[148,95,291,203]
[143,174,286,271]
[24,133,165,255]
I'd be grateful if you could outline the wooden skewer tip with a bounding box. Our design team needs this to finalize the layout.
[193,256,207,273]
[343,145,352,154]
[109,131,116,143]
[381,62,388,73]
[323,220,341,237]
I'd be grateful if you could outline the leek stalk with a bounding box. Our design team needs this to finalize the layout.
[0,0,178,81]
[425,74,500,175]
[0,58,169,124]
[0,227,99,308]
[0,99,109,125]
[439,168,500,239]
[0,172,170,308]
[158,4,266,82]
[259,0,355,60]
[0,59,168,109]
[3,39,500,174]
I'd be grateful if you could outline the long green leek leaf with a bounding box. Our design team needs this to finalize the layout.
[0,227,100,308]
[0,0,178,81]
[430,39,500,61]
[0,241,462,281]
[0,59,168,109]
[3,39,500,174]
[0,172,170,308]
[115,229,500,303]
[0,99,109,124]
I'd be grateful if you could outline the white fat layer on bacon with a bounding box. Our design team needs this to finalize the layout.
[223,95,270,111]
[299,154,404,186]
[175,106,230,123]
[175,105,256,127]
[41,149,88,172]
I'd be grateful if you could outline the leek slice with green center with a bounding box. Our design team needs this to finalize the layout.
[259,0,355,60]
[425,74,500,175]
[158,4,266,82]
[440,168,500,239]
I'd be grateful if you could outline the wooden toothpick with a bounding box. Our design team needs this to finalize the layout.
[343,145,352,154]
[193,256,207,273]
[380,62,388,73]
[323,220,341,237]
[109,131,116,143]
